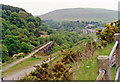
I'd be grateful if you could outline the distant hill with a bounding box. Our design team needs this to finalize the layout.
[40,8,118,22]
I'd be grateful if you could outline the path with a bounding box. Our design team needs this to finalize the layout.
[4,57,55,80]
[2,41,53,71]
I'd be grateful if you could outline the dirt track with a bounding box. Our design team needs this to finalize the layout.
[4,57,54,80]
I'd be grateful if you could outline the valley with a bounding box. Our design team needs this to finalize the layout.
[1,4,120,81]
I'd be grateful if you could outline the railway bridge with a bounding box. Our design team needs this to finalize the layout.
[32,41,54,57]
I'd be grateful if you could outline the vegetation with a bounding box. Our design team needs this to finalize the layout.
[2,5,85,63]
[23,49,75,80]
[2,4,119,81]
[22,33,96,80]
[72,42,116,80]
[3,50,63,78]
[2,4,50,62]
[43,20,105,33]
[96,21,120,47]
[62,49,79,64]
[22,62,72,80]
[40,8,117,22]
[2,57,45,78]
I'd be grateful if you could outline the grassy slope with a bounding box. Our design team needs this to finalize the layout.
[72,42,116,80]
[40,8,117,22]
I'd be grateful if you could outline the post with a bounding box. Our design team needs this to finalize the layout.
[90,34,93,56]
[97,56,111,80]
[114,33,120,80]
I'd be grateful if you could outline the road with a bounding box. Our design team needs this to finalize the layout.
[3,57,55,80]
[2,41,53,71]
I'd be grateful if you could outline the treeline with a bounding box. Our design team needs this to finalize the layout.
[49,31,81,53]
[2,4,27,13]
[43,20,105,33]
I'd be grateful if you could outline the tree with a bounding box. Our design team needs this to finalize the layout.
[9,12,25,28]
[4,36,20,56]
[2,44,9,63]
[20,42,31,53]
[23,29,29,37]
[35,17,42,26]
[5,29,12,35]
[9,12,20,23]
[9,24,18,31]
[34,28,41,37]
[37,37,45,44]
[2,4,26,13]
[39,24,47,31]
[27,22,35,32]
[47,28,55,35]
[17,34,29,43]
[26,16,35,23]
[49,34,60,45]
[18,11,29,20]
[11,29,20,36]
[2,19,10,31]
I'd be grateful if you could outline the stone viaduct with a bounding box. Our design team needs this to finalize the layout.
[32,41,54,57]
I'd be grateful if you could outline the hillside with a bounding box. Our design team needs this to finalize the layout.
[40,8,117,22]
[2,4,119,80]
[2,4,82,63]
[1,4,50,62]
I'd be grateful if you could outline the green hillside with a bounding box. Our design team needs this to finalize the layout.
[1,4,82,63]
[40,8,117,22]
[1,4,48,62]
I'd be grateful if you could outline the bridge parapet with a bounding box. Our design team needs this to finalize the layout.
[34,41,54,57]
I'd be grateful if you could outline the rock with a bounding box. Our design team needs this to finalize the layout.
[86,66,90,69]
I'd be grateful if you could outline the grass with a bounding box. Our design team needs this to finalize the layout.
[72,54,98,80]
[3,50,63,78]
[2,55,27,69]
[96,42,114,56]
[72,42,116,80]
[48,54,63,64]
[3,57,46,77]
[8,57,42,69]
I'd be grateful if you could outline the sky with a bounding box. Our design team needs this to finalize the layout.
[1,0,120,15]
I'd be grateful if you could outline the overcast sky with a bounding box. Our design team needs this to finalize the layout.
[1,0,120,15]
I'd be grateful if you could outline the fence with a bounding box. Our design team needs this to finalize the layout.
[96,33,120,81]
